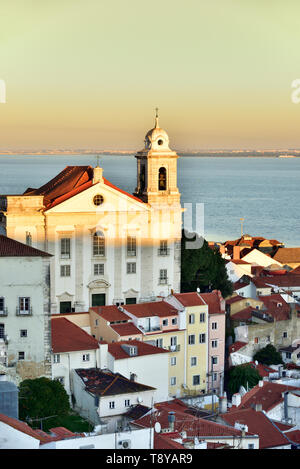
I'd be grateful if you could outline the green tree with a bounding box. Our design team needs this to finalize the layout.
[228,364,260,395]
[253,344,283,366]
[19,377,70,423]
[181,231,233,298]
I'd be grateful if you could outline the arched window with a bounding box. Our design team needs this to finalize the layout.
[93,231,105,256]
[158,167,167,191]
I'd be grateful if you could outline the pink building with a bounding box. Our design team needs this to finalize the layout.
[201,290,226,395]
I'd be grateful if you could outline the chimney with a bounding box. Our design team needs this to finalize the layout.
[219,245,226,256]
[232,393,241,407]
[93,166,103,184]
[284,392,289,421]
[258,380,264,387]
[255,403,262,412]
[233,246,240,260]
[219,392,228,414]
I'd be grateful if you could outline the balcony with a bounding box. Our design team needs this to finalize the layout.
[16,307,33,316]
[158,278,168,285]
[157,248,170,256]
[168,345,181,352]
[0,308,8,317]
[126,250,137,257]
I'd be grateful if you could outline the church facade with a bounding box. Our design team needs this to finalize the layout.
[0,115,183,314]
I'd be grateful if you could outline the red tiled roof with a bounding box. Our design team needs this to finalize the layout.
[0,235,51,258]
[0,414,51,444]
[229,341,247,354]
[200,290,225,315]
[51,317,99,353]
[124,301,178,318]
[258,294,290,321]
[231,306,254,321]
[110,323,142,337]
[154,433,185,449]
[24,165,146,210]
[263,274,300,288]
[233,281,249,291]
[225,295,244,305]
[238,381,300,413]
[173,292,206,307]
[90,305,131,323]
[221,408,291,449]
[248,362,277,378]
[284,430,300,444]
[108,340,168,360]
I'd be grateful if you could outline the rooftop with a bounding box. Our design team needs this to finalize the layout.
[75,368,155,396]
[90,305,131,323]
[51,317,99,353]
[108,340,168,360]
[173,292,206,307]
[0,235,51,258]
[123,301,178,318]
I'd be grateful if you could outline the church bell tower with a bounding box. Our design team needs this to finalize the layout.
[134,109,181,206]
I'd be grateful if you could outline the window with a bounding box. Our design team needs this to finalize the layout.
[127,236,136,257]
[156,338,163,348]
[170,377,176,386]
[172,317,177,325]
[254,337,259,344]
[188,334,195,345]
[286,352,292,359]
[125,399,130,407]
[125,297,136,305]
[93,231,105,256]
[18,352,25,360]
[95,319,98,326]
[158,240,169,256]
[213,372,218,381]
[162,319,168,326]
[18,297,31,315]
[0,324,5,339]
[193,375,200,386]
[212,340,218,348]
[61,238,71,259]
[56,377,64,385]
[0,297,6,315]
[199,333,206,344]
[26,232,32,246]
[83,354,90,362]
[127,262,136,274]
[60,265,71,277]
[171,357,176,366]
[200,313,205,323]
[191,357,197,367]
[159,269,168,284]
[283,331,288,338]
[109,401,115,409]
[170,336,177,346]
[20,330,27,338]
[248,444,255,450]
[53,354,60,363]
[212,322,218,330]
[93,194,104,206]
[212,356,218,365]
[189,314,195,324]
[94,263,104,275]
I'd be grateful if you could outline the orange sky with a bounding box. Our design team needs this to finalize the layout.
[1,1,300,151]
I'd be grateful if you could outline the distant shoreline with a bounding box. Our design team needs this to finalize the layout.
[0,151,300,158]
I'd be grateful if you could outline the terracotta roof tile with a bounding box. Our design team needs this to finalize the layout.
[51,317,99,353]
[238,381,300,413]
[273,248,300,264]
[108,340,168,360]
[90,305,131,322]
[109,323,143,337]
[173,292,206,307]
[0,235,51,258]
[124,301,178,318]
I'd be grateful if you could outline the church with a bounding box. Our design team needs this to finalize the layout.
[0,114,183,314]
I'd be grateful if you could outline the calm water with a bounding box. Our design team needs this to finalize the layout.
[0,154,299,247]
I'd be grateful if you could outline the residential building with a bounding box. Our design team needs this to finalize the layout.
[71,368,156,431]
[51,317,100,396]
[0,235,52,383]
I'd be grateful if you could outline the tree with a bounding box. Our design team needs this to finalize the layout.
[19,377,70,423]
[181,230,233,298]
[253,344,283,366]
[227,364,260,395]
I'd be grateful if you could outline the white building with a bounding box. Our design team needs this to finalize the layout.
[0,235,52,383]
[0,114,182,313]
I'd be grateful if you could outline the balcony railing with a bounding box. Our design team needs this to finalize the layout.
[158,278,168,285]
[16,307,33,316]
[0,308,8,317]
[127,250,137,257]
[157,248,170,256]
[168,345,181,352]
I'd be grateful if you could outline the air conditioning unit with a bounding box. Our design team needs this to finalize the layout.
[118,439,131,449]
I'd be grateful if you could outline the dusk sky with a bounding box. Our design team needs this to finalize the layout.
[1,0,300,150]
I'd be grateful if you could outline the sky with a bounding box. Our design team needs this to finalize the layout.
[1,0,300,151]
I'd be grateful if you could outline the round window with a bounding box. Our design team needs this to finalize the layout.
[93,194,104,206]
[157,139,164,145]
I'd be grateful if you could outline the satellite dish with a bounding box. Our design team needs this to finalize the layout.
[137,396,143,403]
[154,422,161,433]
[197,288,200,293]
